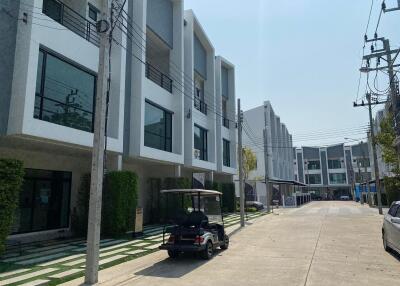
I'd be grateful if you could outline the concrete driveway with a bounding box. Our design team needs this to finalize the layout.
[63,201,400,286]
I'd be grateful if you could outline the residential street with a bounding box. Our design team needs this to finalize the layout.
[63,201,400,286]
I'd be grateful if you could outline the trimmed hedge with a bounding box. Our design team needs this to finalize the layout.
[0,159,24,255]
[102,171,138,237]
[71,171,138,237]
[205,181,236,213]
[71,173,91,236]
[383,176,400,206]
[161,177,191,222]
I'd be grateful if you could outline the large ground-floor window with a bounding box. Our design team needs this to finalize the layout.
[12,169,71,234]
[34,48,96,132]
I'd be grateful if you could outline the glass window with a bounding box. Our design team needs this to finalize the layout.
[12,169,71,234]
[34,49,96,132]
[355,158,370,168]
[328,159,343,169]
[43,0,62,23]
[88,4,98,22]
[306,160,320,170]
[144,101,172,152]
[388,204,399,216]
[329,173,347,184]
[194,125,208,161]
[305,174,321,185]
[223,139,230,167]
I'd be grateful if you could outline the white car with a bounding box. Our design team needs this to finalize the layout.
[382,201,400,254]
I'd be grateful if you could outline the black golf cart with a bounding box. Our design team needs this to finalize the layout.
[159,189,229,259]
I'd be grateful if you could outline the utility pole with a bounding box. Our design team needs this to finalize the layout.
[263,103,270,213]
[366,93,383,214]
[237,99,245,227]
[85,0,111,284]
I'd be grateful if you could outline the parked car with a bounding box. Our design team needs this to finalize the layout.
[340,195,350,201]
[245,201,264,210]
[382,201,400,254]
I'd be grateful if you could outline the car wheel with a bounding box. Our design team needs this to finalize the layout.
[220,234,229,250]
[168,250,180,258]
[383,231,390,252]
[201,241,213,260]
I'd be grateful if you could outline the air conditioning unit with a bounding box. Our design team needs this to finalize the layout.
[194,149,201,159]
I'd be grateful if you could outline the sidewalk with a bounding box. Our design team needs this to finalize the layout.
[0,212,266,286]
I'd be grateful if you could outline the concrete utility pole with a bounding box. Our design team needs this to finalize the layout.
[263,104,271,213]
[237,99,245,227]
[367,93,383,215]
[85,0,111,284]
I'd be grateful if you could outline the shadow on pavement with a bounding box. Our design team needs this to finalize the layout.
[135,249,225,278]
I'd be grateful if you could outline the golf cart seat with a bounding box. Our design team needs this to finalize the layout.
[183,211,208,228]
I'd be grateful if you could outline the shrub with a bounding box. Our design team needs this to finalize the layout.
[221,183,236,213]
[102,171,138,237]
[147,178,162,224]
[71,173,90,236]
[383,176,400,206]
[161,177,191,222]
[0,159,24,255]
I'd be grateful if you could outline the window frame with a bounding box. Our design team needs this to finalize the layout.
[223,139,230,167]
[144,100,173,152]
[88,3,99,22]
[34,47,97,132]
[194,124,208,161]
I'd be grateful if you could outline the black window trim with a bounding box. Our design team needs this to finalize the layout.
[144,100,173,152]
[223,138,230,167]
[12,168,72,235]
[194,124,208,161]
[35,46,97,133]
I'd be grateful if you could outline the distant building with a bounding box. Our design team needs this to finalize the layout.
[293,143,372,199]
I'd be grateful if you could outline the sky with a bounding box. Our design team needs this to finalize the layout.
[184,0,400,147]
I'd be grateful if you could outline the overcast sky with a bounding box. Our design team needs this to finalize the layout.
[184,0,400,147]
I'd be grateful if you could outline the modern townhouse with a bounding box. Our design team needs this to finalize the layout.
[293,143,372,199]
[0,0,127,240]
[0,0,237,242]
[242,102,294,204]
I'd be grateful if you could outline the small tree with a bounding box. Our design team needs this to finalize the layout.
[242,147,257,180]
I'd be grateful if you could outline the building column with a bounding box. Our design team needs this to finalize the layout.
[174,165,181,177]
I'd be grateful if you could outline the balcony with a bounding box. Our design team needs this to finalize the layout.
[145,62,173,93]
[222,117,229,128]
[42,0,100,47]
[194,98,207,115]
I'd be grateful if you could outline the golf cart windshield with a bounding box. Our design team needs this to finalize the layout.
[160,189,223,225]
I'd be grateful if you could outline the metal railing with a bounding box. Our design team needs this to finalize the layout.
[222,117,229,128]
[43,0,100,47]
[145,62,173,93]
[194,98,207,115]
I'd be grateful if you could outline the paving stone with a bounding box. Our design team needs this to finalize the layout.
[26,243,68,253]
[126,249,147,255]
[3,246,78,263]
[132,242,150,247]
[0,268,30,278]
[63,258,86,267]
[100,241,138,252]
[49,268,83,279]
[19,279,50,286]
[73,240,127,252]
[144,244,161,250]
[0,268,57,285]
[38,254,85,267]
[17,252,69,265]
[99,255,127,265]
[100,248,130,258]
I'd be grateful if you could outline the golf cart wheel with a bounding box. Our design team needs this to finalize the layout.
[201,241,213,260]
[383,231,390,252]
[220,234,229,250]
[168,250,180,258]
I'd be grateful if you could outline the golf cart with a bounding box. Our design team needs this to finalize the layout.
[159,189,229,259]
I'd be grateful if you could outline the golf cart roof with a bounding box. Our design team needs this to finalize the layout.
[160,189,222,195]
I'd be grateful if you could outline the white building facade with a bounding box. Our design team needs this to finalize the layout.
[0,0,236,241]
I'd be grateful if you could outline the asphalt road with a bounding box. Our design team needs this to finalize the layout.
[64,201,400,286]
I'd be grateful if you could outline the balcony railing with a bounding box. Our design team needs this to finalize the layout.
[43,0,100,47]
[194,98,207,115]
[145,62,173,93]
[222,117,229,128]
